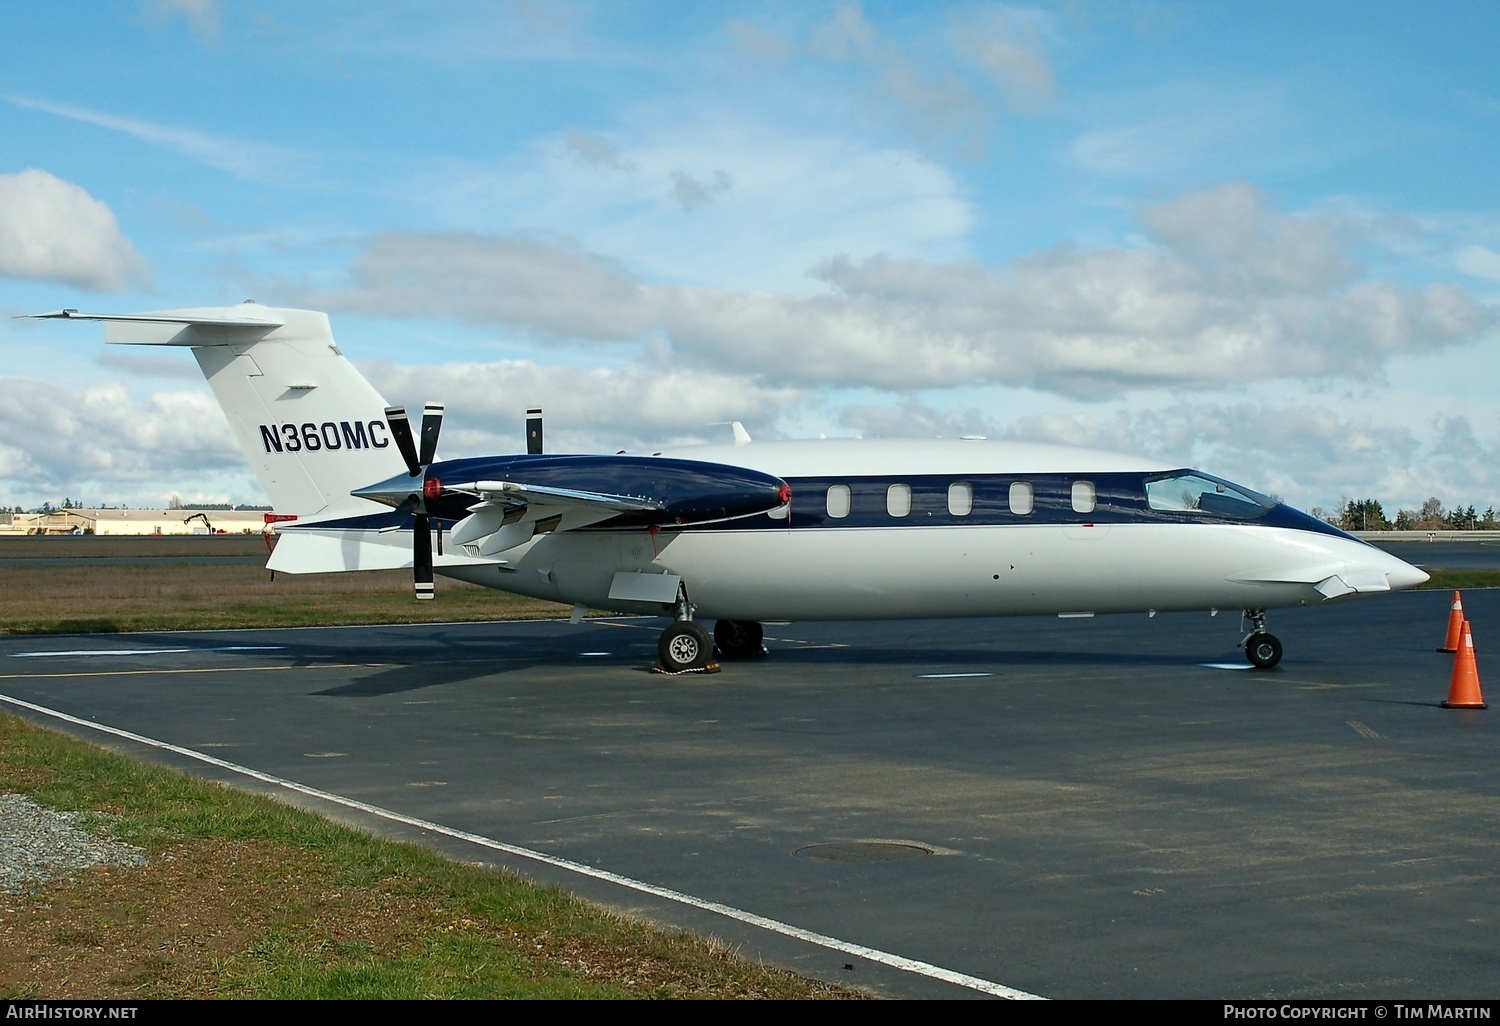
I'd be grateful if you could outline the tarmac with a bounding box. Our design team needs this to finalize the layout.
[1,584,1497,999]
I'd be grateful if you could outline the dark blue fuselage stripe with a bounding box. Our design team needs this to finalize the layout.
[686,473,1354,538]
[295,471,1355,542]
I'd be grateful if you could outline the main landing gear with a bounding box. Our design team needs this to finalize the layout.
[1241,608,1283,670]
[714,619,766,659]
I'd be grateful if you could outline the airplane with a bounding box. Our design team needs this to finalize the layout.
[30,302,1429,673]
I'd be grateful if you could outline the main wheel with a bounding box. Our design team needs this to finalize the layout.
[714,619,765,658]
[659,621,713,671]
[1245,632,1283,670]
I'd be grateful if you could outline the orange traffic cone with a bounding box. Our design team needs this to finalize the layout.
[1437,591,1465,652]
[1442,621,1486,709]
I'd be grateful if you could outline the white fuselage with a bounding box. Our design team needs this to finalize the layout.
[436,438,1427,621]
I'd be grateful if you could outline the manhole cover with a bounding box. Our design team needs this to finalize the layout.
[793,841,933,863]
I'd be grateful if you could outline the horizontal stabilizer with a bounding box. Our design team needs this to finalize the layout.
[269,530,411,574]
[268,529,507,574]
[25,307,283,346]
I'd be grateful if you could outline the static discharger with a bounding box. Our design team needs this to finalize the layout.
[1442,620,1487,710]
[1438,591,1466,653]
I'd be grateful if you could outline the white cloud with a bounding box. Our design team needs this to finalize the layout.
[308,232,656,340]
[997,402,1500,513]
[1455,244,1500,283]
[302,183,1496,400]
[827,391,1500,513]
[565,128,635,170]
[670,170,734,211]
[412,127,971,291]
[954,9,1056,105]
[728,3,1054,155]
[361,359,807,454]
[0,169,149,292]
[838,397,991,439]
[0,378,242,503]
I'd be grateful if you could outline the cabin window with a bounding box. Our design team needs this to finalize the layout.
[886,483,911,517]
[947,482,973,516]
[826,484,851,519]
[1009,481,1034,515]
[1071,480,1096,514]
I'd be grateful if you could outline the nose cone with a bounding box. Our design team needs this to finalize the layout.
[1384,557,1430,592]
[1348,545,1430,593]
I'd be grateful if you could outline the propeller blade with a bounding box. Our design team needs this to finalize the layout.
[413,512,434,600]
[419,402,444,466]
[526,407,543,455]
[385,406,421,477]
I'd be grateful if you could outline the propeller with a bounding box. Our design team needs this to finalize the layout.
[526,407,543,455]
[384,402,444,599]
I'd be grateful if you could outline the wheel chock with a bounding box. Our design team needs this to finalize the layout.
[650,661,722,675]
[1442,621,1487,709]
[1438,591,1465,652]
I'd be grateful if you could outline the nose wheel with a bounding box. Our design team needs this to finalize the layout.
[1241,609,1283,669]
[658,621,714,672]
[1244,632,1283,669]
[654,586,719,674]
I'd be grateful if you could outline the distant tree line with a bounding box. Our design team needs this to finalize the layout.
[1313,497,1500,532]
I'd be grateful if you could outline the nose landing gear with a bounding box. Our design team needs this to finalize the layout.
[1241,609,1283,669]
[654,586,719,674]
[658,620,714,672]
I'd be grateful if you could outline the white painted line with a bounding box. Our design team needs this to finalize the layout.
[918,672,993,679]
[11,645,286,659]
[0,690,1044,1000]
[1201,662,1254,670]
[9,616,657,637]
[11,648,194,658]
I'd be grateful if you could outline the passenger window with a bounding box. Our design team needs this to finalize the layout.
[887,483,911,517]
[1009,481,1033,515]
[826,484,850,519]
[948,482,973,516]
[1071,480,1096,514]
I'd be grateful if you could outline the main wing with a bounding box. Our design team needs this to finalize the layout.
[269,453,789,574]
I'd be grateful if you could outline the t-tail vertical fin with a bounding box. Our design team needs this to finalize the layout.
[29,303,404,518]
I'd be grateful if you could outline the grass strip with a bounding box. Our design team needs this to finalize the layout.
[0,713,858,1000]
[1413,569,1500,591]
[0,564,574,635]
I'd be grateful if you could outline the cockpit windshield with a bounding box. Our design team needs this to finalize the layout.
[1144,471,1276,519]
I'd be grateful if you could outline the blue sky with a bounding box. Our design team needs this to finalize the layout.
[2,1,1498,514]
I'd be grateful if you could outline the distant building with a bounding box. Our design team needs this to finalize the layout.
[0,509,271,536]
